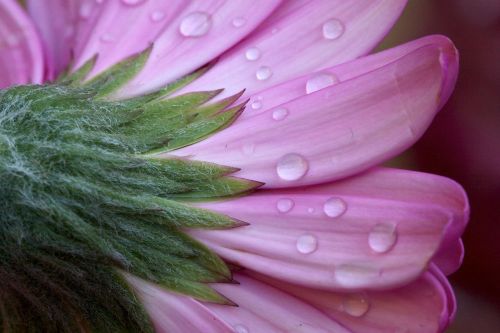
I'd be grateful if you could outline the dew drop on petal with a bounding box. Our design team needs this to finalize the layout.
[233,325,249,333]
[232,17,247,28]
[121,0,147,6]
[256,66,272,81]
[272,108,289,121]
[276,153,308,181]
[245,47,261,61]
[368,223,397,253]
[99,33,115,43]
[79,3,93,19]
[343,294,370,317]
[150,10,166,22]
[277,198,294,213]
[296,234,318,254]
[307,207,315,214]
[179,12,212,37]
[335,264,381,288]
[323,197,347,218]
[251,101,262,110]
[322,18,344,40]
[306,73,338,94]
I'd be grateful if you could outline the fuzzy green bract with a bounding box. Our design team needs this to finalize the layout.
[0,50,255,333]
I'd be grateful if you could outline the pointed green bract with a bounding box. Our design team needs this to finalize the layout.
[0,61,250,331]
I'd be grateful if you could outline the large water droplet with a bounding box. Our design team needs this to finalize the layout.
[256,66,272,81]
[296,234,318,254]
[245,47,261,61]
[150,10,166,22]
[179,12,212,37]
[276,153,308,181]
[232,17,247,28]
[343,294,370,317]
[233,325,249,333]
[272,108,289,121]
[306,73,338,94]
[322,19,344,40]
[323,197,347,218]
[335,264,380,288]
[277,198,294,213]
[121,0,147,6]
[368,223,397,253]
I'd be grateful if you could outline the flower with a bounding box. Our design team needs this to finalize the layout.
[0,0,468,332]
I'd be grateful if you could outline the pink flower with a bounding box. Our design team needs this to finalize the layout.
[0,0,468,332]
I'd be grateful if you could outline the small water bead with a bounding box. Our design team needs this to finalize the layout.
[233,325,249,333]
[150,10,166,22]
[323,197,347,218]
[296,234,318,254]
[277,198,294,213]
[251,100,262,110]
[255,66,272,81]
[307,207,315,214]
[79,3,93,19]
[99,33,115,43]
[342,294,370,317]
[368,223,398,253]
[276,153,308,181]
[121,0,147,6]
[322,18,344,40]
[272,108,289,121]
[245,47,261,61]
[232,17,247,28]
[179,12,212,37]
[95,0,104,4]
[306,73,338,94]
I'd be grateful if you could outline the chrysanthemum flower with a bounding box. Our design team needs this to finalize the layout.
[0,0,469,332]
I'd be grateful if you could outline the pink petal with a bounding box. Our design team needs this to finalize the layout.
[253,267,455,333]
[189,168,468,291]
[126,275,235,333]
[114,0,283,98]
[0,0,44,87]
[179,0,407,100]
[171,41,459,188]
[207,273,351,333]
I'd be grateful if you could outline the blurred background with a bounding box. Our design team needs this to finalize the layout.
[379,1,500,332]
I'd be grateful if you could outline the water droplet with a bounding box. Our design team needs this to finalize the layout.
[323,197,347,218]
[99,33,115,43]
[251,101,262,110]
[232,17,246,28]
[245,47,261,61]
[233,325,249,333]
[368,223,397,253]
[179,12,212,37]
[79,3,93,19]
[322,19,344,40]
[307,207,315,214]
[343,294,370,317]
[121,0,147,6]
[150,10,166,22]
[335,264,380,288]
[276,153,308,181]
[256,66,272,81]
[242,143,255,156]
[296,234,318,254]
[306,73,338,94]
[272,108,289,121]
[277,198,294,213]
[95,0,104,4]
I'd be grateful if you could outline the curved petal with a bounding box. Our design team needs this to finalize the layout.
[253,267,455,333]
[0,0,44,87]
[115,0,283,98]
[180,0,407,100]
[171,41,459,188]
[126,275,235,333]
[189,168,468,291]
[207,273,351,333]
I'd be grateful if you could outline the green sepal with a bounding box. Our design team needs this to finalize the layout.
[83,45,153,99]
[58,55,99,86]
[171,177,264,199]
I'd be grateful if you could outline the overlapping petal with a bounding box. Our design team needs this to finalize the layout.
[171,40,459,188]
[190,168,468,290]
[180,0,407,100]
[0,0,44,88]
